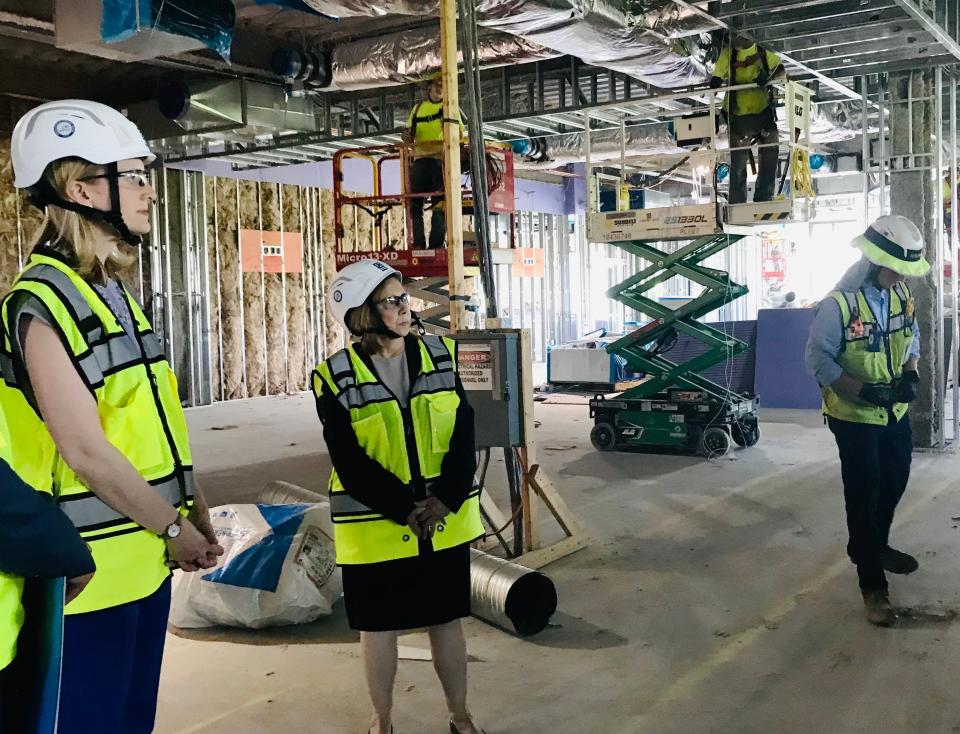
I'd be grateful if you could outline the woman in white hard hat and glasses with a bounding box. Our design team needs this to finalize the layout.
[805,214,930,628]
[0,100,223,732]
[313,259,486,734]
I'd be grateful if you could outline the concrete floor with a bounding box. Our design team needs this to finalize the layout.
[157,395,960,734]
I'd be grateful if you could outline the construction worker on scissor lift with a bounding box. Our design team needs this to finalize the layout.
[401,72,467,249]
[710,33,786,205]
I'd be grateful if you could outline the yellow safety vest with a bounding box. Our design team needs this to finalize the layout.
[0,247,194,614]
[313,335,483,565]
[407,100,466,157]
[0,410,25,670]
[712,44,781,117]
[821,283,915,426]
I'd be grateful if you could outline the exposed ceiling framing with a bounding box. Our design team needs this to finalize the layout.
[0,0,956,167]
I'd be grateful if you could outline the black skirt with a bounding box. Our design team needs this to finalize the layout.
[341,542,471,632]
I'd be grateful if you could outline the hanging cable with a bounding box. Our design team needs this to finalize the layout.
[457,0,499,320]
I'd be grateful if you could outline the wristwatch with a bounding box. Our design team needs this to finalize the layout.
[163,514,184,540]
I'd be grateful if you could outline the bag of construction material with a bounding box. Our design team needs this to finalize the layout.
[170,502,341,629]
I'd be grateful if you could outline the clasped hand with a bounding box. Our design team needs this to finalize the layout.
[406,497,451,539]
[165,507,225,572]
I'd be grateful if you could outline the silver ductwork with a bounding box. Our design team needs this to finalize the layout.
[128,78,322,144]
[304,0,708,90]
[331,28,557,90]
[475,0,707,88]
[514,122,679,169]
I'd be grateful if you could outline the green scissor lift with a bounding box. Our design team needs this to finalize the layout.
[589,232,760,456]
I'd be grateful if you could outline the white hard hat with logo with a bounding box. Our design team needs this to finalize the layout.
[329,259,401,334]
[12,99,154,189]
[853,214,930,278]
[11,99,156,245]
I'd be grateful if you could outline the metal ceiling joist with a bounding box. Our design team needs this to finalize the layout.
[721,0,898,26]
[772,19,918,53]
[792,35,942,66]
[754,8,911,42]
[891,0,960,62]
[715,0,861,18]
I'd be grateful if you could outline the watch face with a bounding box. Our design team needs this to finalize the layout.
[167,523,182,539]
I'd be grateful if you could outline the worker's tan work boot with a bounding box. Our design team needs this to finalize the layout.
[862,590,897,627]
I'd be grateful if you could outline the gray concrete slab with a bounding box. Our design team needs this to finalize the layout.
[157,396,960,734]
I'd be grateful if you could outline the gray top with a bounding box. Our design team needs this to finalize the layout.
[92,279,136,339]
[371,351,410,407]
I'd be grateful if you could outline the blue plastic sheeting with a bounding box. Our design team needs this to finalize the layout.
[203,504,308,593]
[755,308,823,409]
[102,0,234,60]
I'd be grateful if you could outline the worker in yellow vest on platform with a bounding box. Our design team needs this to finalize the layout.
[402,72,467,249]
[710,33,786,204]
[2,100,223,734]
[805,215,930,627]
[0,404,94,732]
[313,259,485,734]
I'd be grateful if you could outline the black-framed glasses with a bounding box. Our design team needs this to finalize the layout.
[377,293,410,309]
[79,171,151,188]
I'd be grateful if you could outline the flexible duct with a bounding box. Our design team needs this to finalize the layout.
[475,0,707,88]
[469,549,558,636]
[259,481,327,505]
[257,484,557,636]
[331,28,556,90]
[304,0,707,90]
[513,122,679,169]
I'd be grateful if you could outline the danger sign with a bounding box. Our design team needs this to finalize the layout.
[458,344,493,391]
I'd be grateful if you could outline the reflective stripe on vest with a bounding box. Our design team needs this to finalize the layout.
[821,285,915,426]
[0,415,24,671]
[0,249,194,613]
[315,336,483,565]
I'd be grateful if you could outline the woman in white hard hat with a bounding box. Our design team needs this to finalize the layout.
[0,100,223,732]
[804,214,930,627]
[313,259,486,734]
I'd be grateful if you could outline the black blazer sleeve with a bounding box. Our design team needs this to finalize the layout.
[429,373,477,514]
[0,460,95,579]
[315,382,416,526]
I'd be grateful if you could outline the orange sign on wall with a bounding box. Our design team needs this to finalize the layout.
[240,230,304,274]
[513,247,545,278]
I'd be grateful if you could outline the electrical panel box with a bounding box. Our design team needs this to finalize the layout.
[675,113,714,146]
[452,332,522,448]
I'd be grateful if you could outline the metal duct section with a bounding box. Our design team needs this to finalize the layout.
[331,28,556,90]
[514,122,679,169]
[305,0,706,90]
[475,0,708,89]
[469,549,558,636]
[636,1,718,39]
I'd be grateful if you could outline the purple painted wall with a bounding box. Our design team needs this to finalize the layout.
[169,158,567,214]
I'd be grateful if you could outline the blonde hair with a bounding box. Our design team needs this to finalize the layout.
[345,275,411,354]
[28,158,136,282]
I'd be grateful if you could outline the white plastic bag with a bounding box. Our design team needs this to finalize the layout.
[170,502,342,629]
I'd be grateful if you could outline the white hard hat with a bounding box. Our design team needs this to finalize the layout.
[12,99,154,189]
[329,259,401,334]
[853,214,930,278]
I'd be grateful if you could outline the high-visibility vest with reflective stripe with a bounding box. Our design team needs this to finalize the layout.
[313,336,483,565]
[821,283,915,426]
[0,411,25,670]
[0,249,194,614]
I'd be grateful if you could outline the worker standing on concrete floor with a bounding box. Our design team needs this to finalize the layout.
[0,406,94,733]
[401,72,466,249]
[1,100,224,733]
[313,259,486,734]
[804,215,930,627]
[709,33,785,205]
